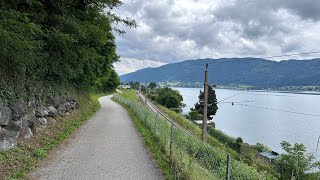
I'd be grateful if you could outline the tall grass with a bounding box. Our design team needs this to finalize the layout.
[113,92,276,180]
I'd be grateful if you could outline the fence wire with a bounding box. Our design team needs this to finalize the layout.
[113,93,276,180]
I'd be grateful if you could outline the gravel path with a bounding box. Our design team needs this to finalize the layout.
[32,95,163,180]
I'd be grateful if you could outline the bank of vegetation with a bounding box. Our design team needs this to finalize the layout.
[0,0,133,178]
[130,82,320,179]
[0,0,136,102]
[114,89,277,179]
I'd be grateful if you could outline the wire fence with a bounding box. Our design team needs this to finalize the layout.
[113,93,276,180]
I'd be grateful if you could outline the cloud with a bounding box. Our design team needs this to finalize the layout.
[114,57,166,75]
[114,0,320,74]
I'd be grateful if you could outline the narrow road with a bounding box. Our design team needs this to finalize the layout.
[32,95,163,180]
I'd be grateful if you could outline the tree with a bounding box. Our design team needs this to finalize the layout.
[191,85,218,120]
[275,141,320,179]
[156,87,183,109]
[188,110,203,120]
[148,82,157,89]
[0,0,136,100]
[128,81,140,90]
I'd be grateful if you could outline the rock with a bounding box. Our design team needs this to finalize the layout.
[66,96,77,103]
[57,106,67,117]
[6,120,22,131]
[28,96,36,108]
[38,118,47,126]
[0,122,21,151]
[0,131,18,151]
[70,101,79,109]
[10,101,27,120]
[48,106,58,117]
[21,115,39,128]
[23,127,33,139]
[64,102,71,112]
[35,107,49,118]
[0,99,12,126]
[46,96,62,109]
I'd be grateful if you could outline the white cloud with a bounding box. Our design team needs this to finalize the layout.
[114,0,320,74]
[114,57,166,75]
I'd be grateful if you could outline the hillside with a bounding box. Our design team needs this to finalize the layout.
[120,58,320,87]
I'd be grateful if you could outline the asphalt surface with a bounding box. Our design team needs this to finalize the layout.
[32,95,163,180]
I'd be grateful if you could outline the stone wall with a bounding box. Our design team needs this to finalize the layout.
[0,95,79,151]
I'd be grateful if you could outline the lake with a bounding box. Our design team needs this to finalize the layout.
[174,87,320,158]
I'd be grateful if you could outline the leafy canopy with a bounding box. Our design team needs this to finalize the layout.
[0,0,136,99]
[191,85,218,120]
[155,87,184,109]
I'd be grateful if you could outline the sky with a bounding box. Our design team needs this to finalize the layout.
[113,0,320,75]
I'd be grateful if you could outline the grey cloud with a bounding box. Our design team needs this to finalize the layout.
[281,0,320,20]
[115,0,320,69]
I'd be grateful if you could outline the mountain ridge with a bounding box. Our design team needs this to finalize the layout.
[120,58,320,87]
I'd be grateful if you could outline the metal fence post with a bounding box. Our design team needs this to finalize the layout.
[144,113,147,125]
[169,122,174,163]
[154,119,157,135]
[226,154,230,180]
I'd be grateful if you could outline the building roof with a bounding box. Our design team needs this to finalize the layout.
[259,151,279,159]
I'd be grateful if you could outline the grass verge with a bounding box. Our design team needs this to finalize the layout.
[156,104,239,159]
[0,91,113,180]
[155,99,278,177]
[113,90,276,179]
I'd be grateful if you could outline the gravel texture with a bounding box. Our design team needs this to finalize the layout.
[32,95,163,180]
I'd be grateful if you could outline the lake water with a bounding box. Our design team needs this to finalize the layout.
[174,87,320,158]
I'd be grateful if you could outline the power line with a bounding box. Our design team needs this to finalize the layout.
[228,103,320,118]
[217,91,247,103]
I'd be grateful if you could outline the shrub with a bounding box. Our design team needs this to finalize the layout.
[34,148,47,158]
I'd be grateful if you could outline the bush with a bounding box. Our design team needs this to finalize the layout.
[155,87,183,109]
[34,148,47,158]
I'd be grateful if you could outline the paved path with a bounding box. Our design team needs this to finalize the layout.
[32,95,163,180]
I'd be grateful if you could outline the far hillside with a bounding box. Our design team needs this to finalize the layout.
[120,58,320,87]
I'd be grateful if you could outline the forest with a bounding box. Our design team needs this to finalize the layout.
[0,0,135,101]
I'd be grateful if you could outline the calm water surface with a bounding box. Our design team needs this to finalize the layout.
[174,87,320,158]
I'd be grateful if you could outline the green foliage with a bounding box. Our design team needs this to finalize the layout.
[0,0,134,100]
[158,104,279,176]
[34,148,47,158]
[192,85,218,120]
[113,91,276,179]
[157,105,239,158]
[252,143,271,152]
[155,87,184,109]
[128,81,140,90]
[275,141,320,180]
[148,82,157,89]
[188,110,203,120]
[95,69,120,92]
[208,127,239,151]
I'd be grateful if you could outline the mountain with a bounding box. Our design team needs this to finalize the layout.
[120,58,320,87]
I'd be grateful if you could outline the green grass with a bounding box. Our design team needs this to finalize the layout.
[113,90,276,180]
[157,105,239,159]
[33,148,47,158]
[156,102,279,177]
[0,91,113,179]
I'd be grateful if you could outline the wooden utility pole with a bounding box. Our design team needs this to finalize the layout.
[202,63,209,142]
